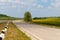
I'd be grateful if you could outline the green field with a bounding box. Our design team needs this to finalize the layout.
[0,22,31,40]
[32,17,60,27]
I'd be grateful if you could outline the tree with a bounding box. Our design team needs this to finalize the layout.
[24,11,32,22]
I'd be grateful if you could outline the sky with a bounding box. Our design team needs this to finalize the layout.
[0,0,60,18]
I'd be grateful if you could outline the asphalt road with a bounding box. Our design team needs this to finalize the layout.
[13,21,60,40]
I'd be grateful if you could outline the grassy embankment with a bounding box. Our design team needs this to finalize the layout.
[32,17,60,28]
[0,22,31,40]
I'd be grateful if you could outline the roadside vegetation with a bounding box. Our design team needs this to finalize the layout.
[24,11,32,22]
[0,22,7,32]
[0,14,21,20]
[0,22,31,40]
[32,17,60,28]
[5,22,31,40]
[23,11,60,28]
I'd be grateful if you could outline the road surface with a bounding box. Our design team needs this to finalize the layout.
[13,21,60,40]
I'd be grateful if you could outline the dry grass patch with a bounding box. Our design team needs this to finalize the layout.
[4,22,31,40]
[0,22,7,32]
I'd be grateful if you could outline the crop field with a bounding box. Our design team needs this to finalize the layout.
[32,18,60,27]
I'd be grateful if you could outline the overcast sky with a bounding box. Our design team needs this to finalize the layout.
[0,0,60,18]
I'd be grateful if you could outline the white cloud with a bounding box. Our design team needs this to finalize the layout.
[0,6,8,10]
[0,3,5,5]
[8,0,14,2]
[41,0,48,3]
[0,0,14,2]
[0,0,8,2]
[0,0,44,10]
[11,5,16,8]
[14,0,20,3]
[19,2,25,5]
[32,3,37,7]
[37,5,43,8]
[48,0,60,8]
[48,6,52,9]
[32,3,43,9]
[0,0,20,3]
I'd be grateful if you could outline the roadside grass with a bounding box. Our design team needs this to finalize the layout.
[0,22,7,33]
[4,22,31,40]
[32,18,60,28]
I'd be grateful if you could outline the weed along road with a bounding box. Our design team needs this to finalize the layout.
[13,21,60,40]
